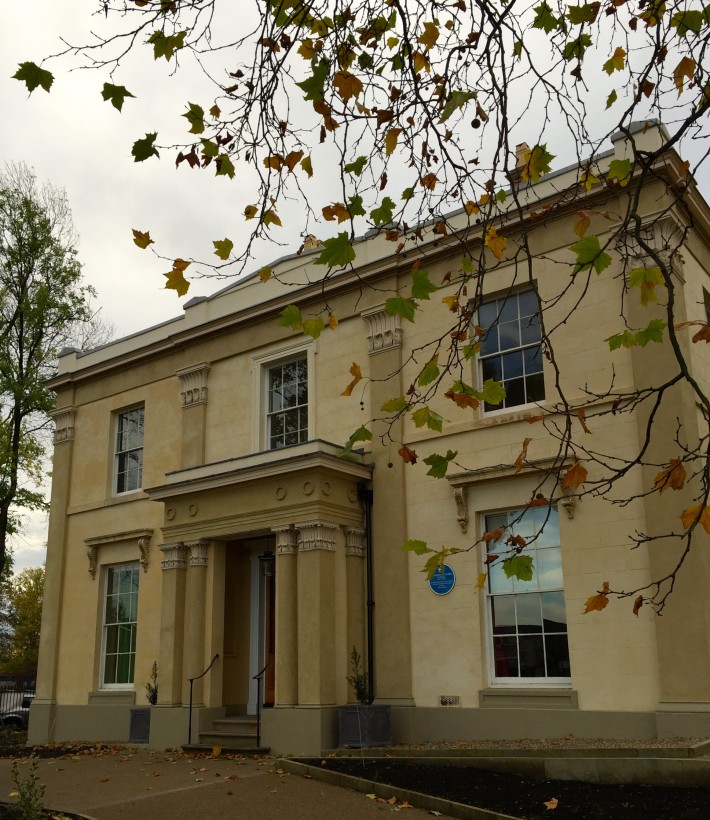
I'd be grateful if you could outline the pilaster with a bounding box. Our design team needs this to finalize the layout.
[182,540,210,705]
[159,542,188,705]
[273,526,299,706]
[176,363,210,468]
[344,528,367,701]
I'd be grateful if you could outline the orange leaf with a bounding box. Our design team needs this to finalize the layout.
[673,56,696,97]
[584,581,610,614]
[528,494,549,507]
[653,458,686,493]
[692,326,710,344]
[464,201,479,215]
[482,529,504,543]
[485,226,507,260]
[573,211,590,238]
[526,415,544,424]
[544,797,559,810]
[341,362,363,396]
[445,390,479,410]
[328,314,338,331]
[680,505,710,534]
[322,203,350,223]
[212,745,222,757]
[576,408,592,434]
[420,173,438,190]
[507,534,527,548]
[562,461,588,490]
[441,295,460,312]
[263,154,283,170]
[398,446,417,465]
[514,438,532,472]
[632,595,643,617]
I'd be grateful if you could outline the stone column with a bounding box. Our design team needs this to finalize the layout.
[29,407,76,743]
[362,305,414,705]
[158,543,188,705]
[273,526,298,706]
[177,363,210,468]
[295,521,339,705]
[344,528,367,701]
[204,541,225,708]
[182,540,209,705]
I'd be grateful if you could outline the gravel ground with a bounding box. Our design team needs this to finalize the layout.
[395,735,706,751]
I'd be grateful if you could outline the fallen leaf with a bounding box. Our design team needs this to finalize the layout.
[544,796,559,810]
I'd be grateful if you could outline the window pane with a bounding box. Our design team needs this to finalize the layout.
[478,301,499,328]
[118,624,132,653]
[498,321,521,351]
[526,372,545,403]
[521,314,541,345]
[481,356,502,382]
[541,591,567,631]
[518,634,546,677]
[504,377,525,407]
[103,655,117,685]
[491,596,516,634]
[537,549,563,589]
[502,350,524,380]
[523,345,544,374]
[518,289,539,318]
[499,298,518,323]
[488,560,514,594]
[493,636,519,677]
[545,634,570,676]
[516,593,543,633]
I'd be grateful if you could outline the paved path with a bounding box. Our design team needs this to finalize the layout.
[0,748,450,819]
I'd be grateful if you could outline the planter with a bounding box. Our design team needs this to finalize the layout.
[338,704,391,749]
[129,706,151,743]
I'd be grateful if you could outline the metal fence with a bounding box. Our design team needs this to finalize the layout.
[0,679,35,729]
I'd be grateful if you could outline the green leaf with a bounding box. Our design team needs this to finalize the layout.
[148,29,187,61]
[423,450,458,478]
[182,102,205,134]
[411,406,443,432]
[216,154,236,179]
[101,82,135,111]
[302,317,325,339]
[606,90,618,109]
[635,319,666,347]
[532,2,560,32]
[213,238,234,260]
[462,342,480,361]
[402,539,432,556]
[607,158,631,186]
[439,90,476,123]
[562,33,593,62]
[201,139,219,158]
[513,39,523,58]
[567,3,600,24]
[417,357,440,387]
[13,62,54,93]
[314,232,356,267]
[481,379,506,406]
[670,9,704,36]
[381,396,409,413]
[401,187,415,201]
[628,266,664,305]
[344,156,368,176]
[279,304,302,330]
[343,424,373,454]
[411,269,437,300]
[348,195,366,217]
[502,555,534,582]
[607,330,637,350]
[132,133,159,162]
[385,296,418,322]
[570,235,612,275]
[370,196,395,225]
[296,58,329,100]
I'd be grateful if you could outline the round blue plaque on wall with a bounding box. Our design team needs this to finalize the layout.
[428,564,455,595]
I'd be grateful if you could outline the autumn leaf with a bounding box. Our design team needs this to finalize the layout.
[333,70,363,101]
[259,266,272,283]
[607,158,631,187]
[328,314,338,331]
[164,260,190,297]
[385,128,402,157]
[673,56,696,97]
[182,102,205,134]
[573,211,590,237]
[13,61,54,93]
[680,505,710,534]
[322,203,350,223]
[101,82,135,111]
[244,205,258,220]
[514,438,532,472]
[264,155,283,170]
[132,229,154,249]
[544,797,559,810]
[692,326,710,343]
[633,595,644,617]
[418,21,440,50]
[603,47,626,75]
[520,144,555,183]
[212,746,222,757]
[283,150,304,171]
[475,572,487,590]
[343,425,372,454]
[562,461,588,489]
[263,209,282,228]
[398,446,418,464]
[341,362,363,396]
[579,167,600,191]
[213,238,233,260]
[571,235,611,275]
[300,155,314,177]
[402,539,432,556]
[420,173,438,190]
[503,555,534,582]
[485,226,507,260]
[584,581,610,613]
[411,406,443,432]
[576,408,592,434]
[482,529,504,544]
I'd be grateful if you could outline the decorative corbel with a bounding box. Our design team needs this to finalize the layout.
[453,486,469,533]
[559,495,576,520]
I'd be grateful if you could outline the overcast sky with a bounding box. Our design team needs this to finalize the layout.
[2,3,709,574]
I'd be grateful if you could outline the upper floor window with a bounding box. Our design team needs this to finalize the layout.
[102,563,139,688]
[115,406,144,493]
[267,358,308,449]
[479,289,544,411]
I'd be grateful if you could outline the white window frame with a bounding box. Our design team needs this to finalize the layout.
[113,405,144,495]
[251,341,316,451]
[477,288,545,415]
[100,563,140,690]
[483,506,571,688]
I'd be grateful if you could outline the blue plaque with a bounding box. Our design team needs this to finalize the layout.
[428,564,455,595]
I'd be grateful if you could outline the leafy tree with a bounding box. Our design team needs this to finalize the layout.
[13,2,710,610]
[0,164,95,580]
[0,565,44,680]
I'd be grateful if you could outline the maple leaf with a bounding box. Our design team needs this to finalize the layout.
[574,211,591,237]
[485,226,507,260]
[322,203,350,223]
[182,102,205,134]
[445,390,479,410]
[607,158,632,187]
[423,450,457,478]
[411,406,443,432]
[244,205,258,220]
[101,83,135,111]
[520,144,555,183]
[259,266,272,283]
[398,446,417,465]
[603,47,626,75]
[385,128,402,156]
[514,438,532,472]
[418,21,440,50]
[341,362,363,396]
[132,133,159,162]
[385,296,418,322]
[562,461,588,489]
[13,61,54,93]
[402,539,431,556]
[503,555,534,582]
[673,56,696,97]
[680,505,710,534]
[570,235,611,275]
[584,581,610,613]
[629,266,664,306]
[215,154,236,179]
[284,150,304,171]
[148,29,186,61]
[213,238,233,260]
[209,104,220,119]
[333,70,363,101]
[692,326,710,343]
[164,266,190,297]
[411,268,437,300]
[263,155,283,170]
[417,356,440,387]
[314,233,356,267]
[132,229,154,249]
[262,209,282,228]
[420,173,438,190]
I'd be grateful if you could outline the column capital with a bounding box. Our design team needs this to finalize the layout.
[361,305,403,354]
[176,362,211,407]
[273,526,299,555]
[185,539,210,567]
[344,527,366,558]
[295,521,340,552]
[50,406,77,444]
[160,542,189,570]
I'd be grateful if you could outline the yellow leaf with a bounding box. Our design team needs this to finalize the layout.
[418,21,440,50]
[441,294,459,312]
[584,581,610,614]
[284,150,305,171]
[680,505,710,534]
[385,128,402,157]
[333,70,363,101]
[464,201,479,215]
[653,458,686,493]
[132,229,154,249]
[244,205,258,220]
[341,362,363,396]
[562,461,588,490]
[263,209,282,228]
[544,797,559,810]
[301,155,314,178]
[485,226,507,260]
[328,313,338,330]
[298,39,317,60]
[259,266,272,283]
[580,168,600,191]
[212,745,222,757]
[164,268,190,297]
[475,572,487,590]
[412,51,431,74]
[573,211,590,238]
[673,56,696,97]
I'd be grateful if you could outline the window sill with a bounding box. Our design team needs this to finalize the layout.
[479,688,577,710]
[88,690,135,705]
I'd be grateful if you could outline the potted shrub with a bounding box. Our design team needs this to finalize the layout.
[338,647,391,748]
[130,661,157,743]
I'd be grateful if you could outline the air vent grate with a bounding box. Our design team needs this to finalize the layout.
[440,695,461,707]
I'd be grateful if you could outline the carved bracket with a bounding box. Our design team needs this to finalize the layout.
[177,362,211,407]
[84,529,154,578]
[344,527,366,558]
[362,306,403,353]
[453,486,469,533]
[50,406,77,445]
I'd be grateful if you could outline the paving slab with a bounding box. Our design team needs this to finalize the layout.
[0,748,451,819]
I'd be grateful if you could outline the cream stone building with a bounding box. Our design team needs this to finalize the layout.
[29,123,710,754]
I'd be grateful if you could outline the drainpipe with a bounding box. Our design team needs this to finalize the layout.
[358,483,375,704]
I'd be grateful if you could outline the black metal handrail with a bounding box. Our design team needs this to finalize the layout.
[252,662,268,748]
[187,653,219,745]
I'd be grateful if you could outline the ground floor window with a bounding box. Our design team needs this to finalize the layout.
[484,507,570,682]
[102,563,139,687]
